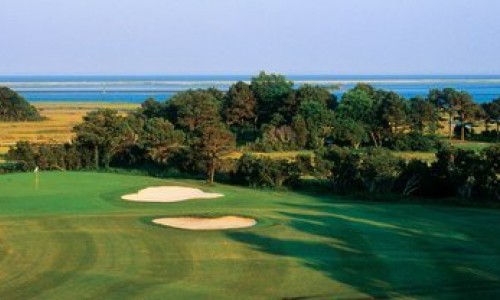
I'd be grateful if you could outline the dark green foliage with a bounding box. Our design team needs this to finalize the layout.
[166,147,206,175]
[167,90,221,133]
[375,90,408,135]
[409,97,440,133]
[337,86,374,123]
[295,84,334,107]
[0,86,42,121]
[250,71,294,126]
[360,148,405,193]
[295,154,315,176]
[138,98,167,119]
[6,142,84,171]
[483,144,500,173]
[139,118,184,164]
[449,148,497,201]
[232,154,300,188]
[206,87,225,103]
[322,146,363,194]
[387,132,441,151]
[297,100,334,149]
[6,141,37,170]
[2,72,498,203]
[469,130,499,143]
[331,118,367,149]
[482,98,500,132]
[321,146,405,195]
[394,160,432,197]
[0,162,26,173]
[73,109,135,169]
[251,125,298,152]
[336,84,396,147]
[292,115,308,149]
[222,81,257,142]
[424,146,500,201]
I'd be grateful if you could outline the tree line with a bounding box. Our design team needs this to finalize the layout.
[3,72,500,203]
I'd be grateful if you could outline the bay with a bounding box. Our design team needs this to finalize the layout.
[1,75,499,103]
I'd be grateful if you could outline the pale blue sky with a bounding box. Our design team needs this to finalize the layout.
[1,0,499,75]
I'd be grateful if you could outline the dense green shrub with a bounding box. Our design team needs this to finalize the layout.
[483,144,500,173]
[360,148,405,193]
[250,125,298,152]
[231,154,300,188]
[394,159,432,197]
[427,146,499,202]
[321,146,404,195]
[321,146,363,194]
[0,162,26,173]
[6,141,37,170]
[6,142,86,171]
[295,154,315,176]
[387,132,441,151]
[468,130,499,143]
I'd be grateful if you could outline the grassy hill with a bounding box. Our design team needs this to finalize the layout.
[0,172,499,299]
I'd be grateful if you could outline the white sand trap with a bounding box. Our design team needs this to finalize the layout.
[122,186,223,203]
[153,216,257,230]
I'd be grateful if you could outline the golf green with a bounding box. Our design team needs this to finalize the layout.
[0,172,499,299]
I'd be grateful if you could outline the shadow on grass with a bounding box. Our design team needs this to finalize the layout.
[227,200,500,299]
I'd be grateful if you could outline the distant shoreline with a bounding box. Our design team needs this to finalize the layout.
[1,74,499,103]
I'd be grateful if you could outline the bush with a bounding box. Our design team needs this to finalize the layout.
[427,146,499,202]
[321,146,404,195]
[295,154,315,176]
[469,130,499,143]
[0,162,26,174]
[483,144,500,173]
[321,146,363,194]
[6,141,37,171]
[6,142,84,171]
[394,159,432,197]
[231,154,300,188]
[250,125,298,152]
[387,132,441,151]
[360,148,405,193]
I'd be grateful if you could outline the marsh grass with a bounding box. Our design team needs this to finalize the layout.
[0,102,138,147]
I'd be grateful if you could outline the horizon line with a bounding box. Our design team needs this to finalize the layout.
[1,73,500,77]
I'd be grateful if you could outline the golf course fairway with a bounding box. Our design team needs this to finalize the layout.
[0,172,499,299]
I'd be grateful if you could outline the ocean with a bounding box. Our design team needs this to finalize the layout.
[1,75,499,104]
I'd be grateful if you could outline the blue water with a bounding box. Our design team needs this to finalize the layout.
[1,75,499,104]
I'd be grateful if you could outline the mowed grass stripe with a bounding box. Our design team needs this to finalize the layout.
[0,172,499,299]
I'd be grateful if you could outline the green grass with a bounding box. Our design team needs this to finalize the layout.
[449,140,495,151]
[0,172,499,299]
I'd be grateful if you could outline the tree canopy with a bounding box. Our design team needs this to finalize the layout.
[4,73,499,203]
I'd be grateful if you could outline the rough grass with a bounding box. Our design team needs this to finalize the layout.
[0,172,499,299]
[392,151,437,163]
[224,150,314,161]
[0,102,138,147]
[449,140,494,151]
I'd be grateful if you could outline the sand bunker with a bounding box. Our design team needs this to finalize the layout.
[152,216,257,230]
[122,186,223,203]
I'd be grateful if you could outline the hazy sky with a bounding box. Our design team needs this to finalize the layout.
[1,0,499,75]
